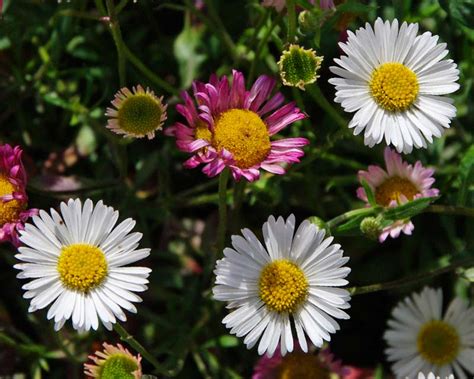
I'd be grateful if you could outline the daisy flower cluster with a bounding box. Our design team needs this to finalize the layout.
[2,4,471,379]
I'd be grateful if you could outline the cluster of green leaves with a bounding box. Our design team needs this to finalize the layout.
[0,0,473,378]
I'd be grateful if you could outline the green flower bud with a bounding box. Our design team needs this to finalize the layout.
[307,216,326,230]
[298,10,321,35]
[278,44,323,90]
[360,217,382,240]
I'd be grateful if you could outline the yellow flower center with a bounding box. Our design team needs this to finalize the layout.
[259,259,309,313]
[194,120,212,142]
[276,352,329,379]
[369,62,419,112]
[417,320,460,366]
[374,176,419,206]
[117,94,163,136]
[0,174,25,225]
[57,244,108,292]
[212,109,271,169]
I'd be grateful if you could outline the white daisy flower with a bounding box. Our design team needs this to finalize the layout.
[213,214,351,357]
[329,18,459,153]
[415,373,455,379]
[14,199,151,332]
[384,287,474,379]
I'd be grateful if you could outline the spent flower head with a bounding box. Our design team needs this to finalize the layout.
[278,44,323,90]
[106,85,167,140]
[84,342,142,379]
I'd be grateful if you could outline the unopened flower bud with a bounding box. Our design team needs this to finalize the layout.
[360,217,382,240]
[278,44,323,90]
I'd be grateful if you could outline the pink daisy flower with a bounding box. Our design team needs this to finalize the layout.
[357,147,439,242]
[253,345,349,379]
[84,342,142,378]
[0,144,37,247]
[166,70,308,181]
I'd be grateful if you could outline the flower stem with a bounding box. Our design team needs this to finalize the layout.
[349,257,474,296]
[216,169,230,255]
[286,0,297,43]
[122,44,178,96]
[106,0,127,87]
[307,84,347,130]
[113,323,170,375]
[325,207,376,231]
[425,204,474,218]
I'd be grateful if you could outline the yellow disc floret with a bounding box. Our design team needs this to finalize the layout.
[194,120,212,142]
[57,244,108,292]
[375,176,419,206]
[259,259,309,313]
[212,109,271,169]
[417,320,460,366]
[276,352,330,379]
[117,94,163,136]
[369,62,419,112]
[0,174,24,225]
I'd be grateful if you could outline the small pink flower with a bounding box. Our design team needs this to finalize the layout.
[84,342,142,378]
[357,147,439,242]
[252,345,349,379]
[0,144,37,247]
[166,70,308,181]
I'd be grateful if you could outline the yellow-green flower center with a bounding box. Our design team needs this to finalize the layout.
[375,176,419,206]
[99,354,139,379]
[0,174,24,225]
[212,109,271,169]
[276,352,329,379]
[259,259,309,313]
[57,243,108,292]
[117,94,163,136]
[369,62,419,112]
[417,320,460,366]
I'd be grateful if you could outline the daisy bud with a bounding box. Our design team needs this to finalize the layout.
[360,217,382,240]
[278,44,323,90]
[307,216,326,230]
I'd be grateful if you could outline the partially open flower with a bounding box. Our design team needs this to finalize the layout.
[84,342,142,379]
[278,44,323,90]
[0,144,37,247]
[357,147,439,242]
[106,85,167,140]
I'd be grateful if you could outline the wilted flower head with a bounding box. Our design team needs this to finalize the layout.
[84,342,142,379]
[253,345,349,379]
[166,70,308,182]
[0,144,37,247]
[357,147,439,242]
[278,44,323,90]
[105,85,167,140]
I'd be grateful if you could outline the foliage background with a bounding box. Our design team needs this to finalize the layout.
[0,0,474,377]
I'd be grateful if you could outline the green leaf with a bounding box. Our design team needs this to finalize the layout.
[173,21,206,88]
[439,0,474,29]
[383,197,437,220]
[361,179,377,207]
[457,145,474,206]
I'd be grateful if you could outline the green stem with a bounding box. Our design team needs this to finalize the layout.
[286,0,297,43]
[349,257,474,296]
[203,0,238,62]
[248,13,283,85]
[325,207,376,230]
[106,0,127,87]
[122,44,178,95]
[307,84,347,130]
[113,323,170,375]
[425,205,474,218]
[216,169,230,254]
